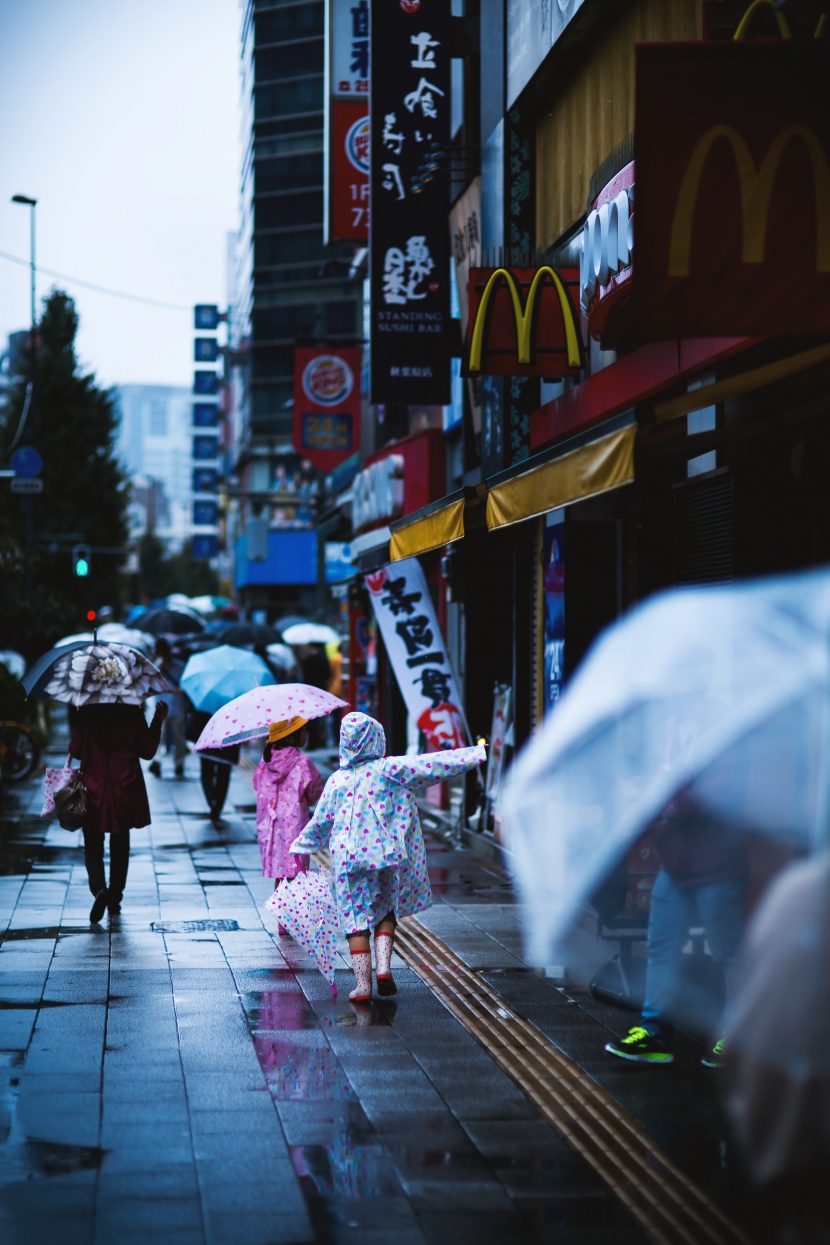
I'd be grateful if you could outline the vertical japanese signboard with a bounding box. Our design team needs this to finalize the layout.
[325,0,370,243]
[365,559,470,749]
[370,0,451,405]
[293,345,362,472]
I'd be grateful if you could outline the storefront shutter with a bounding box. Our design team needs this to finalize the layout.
[672,469,733,585]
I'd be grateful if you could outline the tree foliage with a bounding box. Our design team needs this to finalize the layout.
[138,532,219,601]
[0,290,129,658]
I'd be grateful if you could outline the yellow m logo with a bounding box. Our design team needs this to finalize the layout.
[468,266,582,374]
[669,123,830,277]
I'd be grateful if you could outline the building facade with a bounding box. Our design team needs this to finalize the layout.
[231,0,363,615]
[116,384,195,552]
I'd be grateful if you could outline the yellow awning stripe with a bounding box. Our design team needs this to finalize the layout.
[389,497,466,561]
[486,423,636,530]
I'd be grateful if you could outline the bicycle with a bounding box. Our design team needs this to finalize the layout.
[0,720,41,782]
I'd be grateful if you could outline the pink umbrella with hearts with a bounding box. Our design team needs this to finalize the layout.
[266,871,339,994]
[194,682,349,750]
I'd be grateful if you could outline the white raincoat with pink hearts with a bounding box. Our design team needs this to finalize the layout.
[290,711,485,933]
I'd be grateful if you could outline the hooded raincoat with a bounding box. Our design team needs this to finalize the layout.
[290,711,485,933]
[253,747,323,878]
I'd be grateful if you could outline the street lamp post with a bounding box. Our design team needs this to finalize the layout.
[11,194,38,587]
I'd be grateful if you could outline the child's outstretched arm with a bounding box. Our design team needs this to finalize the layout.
[379,742,486,791]
[289,783,335,854]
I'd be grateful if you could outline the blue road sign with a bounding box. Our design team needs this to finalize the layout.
[194,304,220,330]
[194,338,220,363]
[193,468,219,493]
[192,534,219,559]
[193,371,220,395]
[193,500,219,526]
[11,446,43,478]
[192,403,219,427]
[193,436,219,461]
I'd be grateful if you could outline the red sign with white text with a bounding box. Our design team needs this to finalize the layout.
[293,346,362,472]
[328,101,370,243]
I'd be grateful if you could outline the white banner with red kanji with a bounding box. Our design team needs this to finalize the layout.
[365,559,470,750]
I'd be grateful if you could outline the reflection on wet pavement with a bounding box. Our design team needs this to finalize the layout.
[0,1051,106,1187]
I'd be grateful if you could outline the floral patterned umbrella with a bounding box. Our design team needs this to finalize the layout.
[266,871,339,994]
[34,643,169,706]
[194,682,348,750]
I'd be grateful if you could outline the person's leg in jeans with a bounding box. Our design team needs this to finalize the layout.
[641,869,697,1040]
[170,717,187,776]
[693,876,747,1032]
[107,830,131,912]
[82,827,106,896]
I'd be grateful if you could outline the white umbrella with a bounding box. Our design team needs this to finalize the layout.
[282,623,341,646]
[265,642,298,674]
[500,568,830,967]
[97,623,156,655]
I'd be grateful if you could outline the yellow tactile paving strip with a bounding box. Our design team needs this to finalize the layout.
[396,916,753,1245]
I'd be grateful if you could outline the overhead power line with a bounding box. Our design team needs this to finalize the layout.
[0,249,192,311]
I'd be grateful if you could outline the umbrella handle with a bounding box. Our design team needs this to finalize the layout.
[331,982,337,997]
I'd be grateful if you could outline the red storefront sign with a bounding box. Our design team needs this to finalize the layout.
[292,346,362,472]
[329,100,369,243]
[634,43,830,338]
[466,267,583,378]
[352,428,445,535]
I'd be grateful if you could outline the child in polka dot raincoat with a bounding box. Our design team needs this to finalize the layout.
[289,710,486,1001]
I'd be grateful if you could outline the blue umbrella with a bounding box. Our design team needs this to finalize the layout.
[179,645,276,715]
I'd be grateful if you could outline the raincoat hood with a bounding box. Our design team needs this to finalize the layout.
[263,746,301,782]
[339,711,386,768]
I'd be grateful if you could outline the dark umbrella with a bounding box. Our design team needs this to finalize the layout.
[140,608,206,637]
[23,642,168,704]
[24,641,138,698]
[214,622,280,648]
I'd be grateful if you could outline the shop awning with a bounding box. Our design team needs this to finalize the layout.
[389,493,466,562]
[486,420,636,531]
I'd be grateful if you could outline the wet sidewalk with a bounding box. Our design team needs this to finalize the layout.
[0,740,752,1245]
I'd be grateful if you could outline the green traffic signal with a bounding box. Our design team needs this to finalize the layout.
[72,544,91,578]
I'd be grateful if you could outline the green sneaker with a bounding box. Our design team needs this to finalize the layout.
[701,1036,725,1068]
[605,1025,674,1064]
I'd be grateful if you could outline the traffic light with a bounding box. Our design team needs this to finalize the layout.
[72,544,91,578]
[86,610,97,623]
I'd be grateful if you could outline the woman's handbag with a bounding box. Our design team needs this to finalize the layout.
[53,770,90,831]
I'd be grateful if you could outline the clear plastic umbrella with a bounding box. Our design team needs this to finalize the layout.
[500,568,830,967]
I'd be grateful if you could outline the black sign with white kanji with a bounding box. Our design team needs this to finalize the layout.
[369,0,451,405]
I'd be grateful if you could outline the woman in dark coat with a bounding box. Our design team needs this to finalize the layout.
[69,700,168,922]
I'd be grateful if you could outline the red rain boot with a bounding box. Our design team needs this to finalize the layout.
[349,948,372,1002]
[375,931,397,996]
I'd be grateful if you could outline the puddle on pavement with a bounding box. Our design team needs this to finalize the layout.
[0,818,81,878]
[256,1040,358,1101]
[244,992,395,1033]
[0,999,75,1010]
[0,927,88,943]
[290,1139,401,1200]
[0,1051,106,1186]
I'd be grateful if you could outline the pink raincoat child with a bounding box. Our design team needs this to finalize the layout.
[289,711,485,1002]
[253,716,323,931]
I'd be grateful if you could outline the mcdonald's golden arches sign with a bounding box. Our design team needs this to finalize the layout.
[466,266,584,379]
[633,43,830,338]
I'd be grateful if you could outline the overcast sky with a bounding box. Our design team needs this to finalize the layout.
[0,0,241,390]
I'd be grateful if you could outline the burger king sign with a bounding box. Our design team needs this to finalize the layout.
[293,345,362,471]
